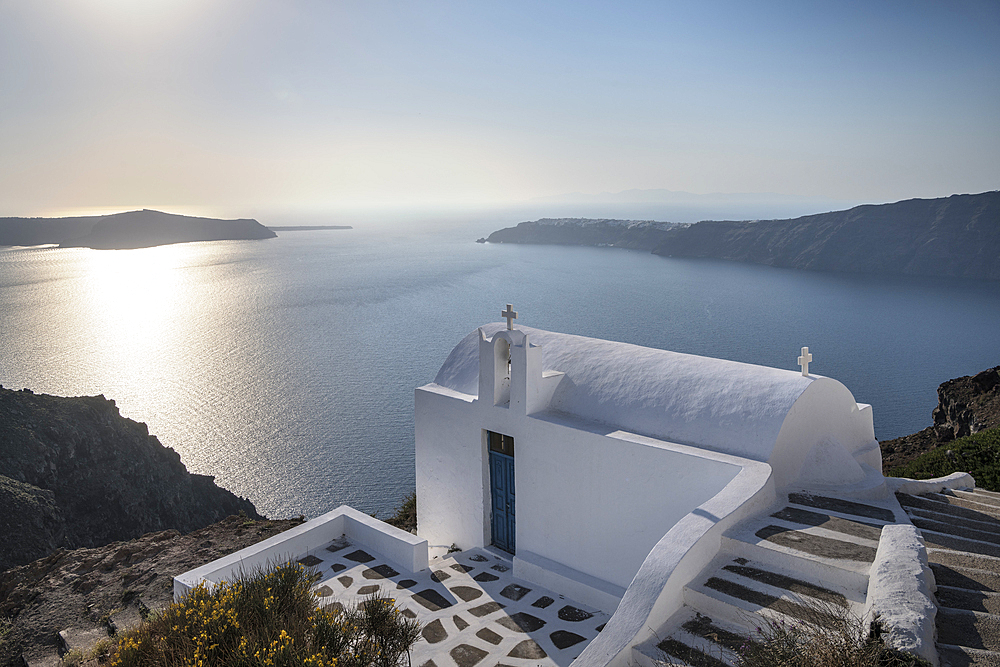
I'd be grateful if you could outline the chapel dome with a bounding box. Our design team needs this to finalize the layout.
[432,323,868,467]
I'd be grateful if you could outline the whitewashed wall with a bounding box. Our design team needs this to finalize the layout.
[516,416,741,591]
[416,381,743,607]
[416,324,884,611]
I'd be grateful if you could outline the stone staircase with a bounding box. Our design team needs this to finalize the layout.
[631,492,900,667]
[897,487,1000,667]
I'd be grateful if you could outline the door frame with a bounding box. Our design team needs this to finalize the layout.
[487,430,515,554]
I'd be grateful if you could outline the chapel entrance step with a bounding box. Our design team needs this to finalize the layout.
[786,492,898,522]
[938,608,1000,653]
[632,608,757,667]
[955,489,1000,511]
[937,643,1000,667]
[937,586,1000,616]
[897,491,1000,523]
[899,489,1000,666]
[641,493,877,667]
[722,511,878,590]
[905,504,1000,539]
[640,556,860,667]
[910,515,1000,547]
[931,561,1000,594]
[685,554,858,630]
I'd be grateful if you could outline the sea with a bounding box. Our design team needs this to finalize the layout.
[2,218,999,520]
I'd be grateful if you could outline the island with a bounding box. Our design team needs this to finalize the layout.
[483,191,1000,281]
[0,209,276,250]
[479,217,685,248]
[267,225,353,231]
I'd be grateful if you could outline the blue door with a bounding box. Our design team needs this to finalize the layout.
[488,431,515,553]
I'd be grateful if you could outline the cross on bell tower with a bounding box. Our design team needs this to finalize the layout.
[501,304,518,330]
[798,347,813,377]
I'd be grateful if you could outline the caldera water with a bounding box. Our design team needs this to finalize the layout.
[2,220,998,519]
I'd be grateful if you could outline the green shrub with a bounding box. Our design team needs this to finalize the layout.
[108,562,419,667]
[385,492,416,533]
[889,427,1000,491]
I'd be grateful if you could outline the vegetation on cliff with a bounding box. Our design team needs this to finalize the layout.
[0,515,303,666]
[890,428,1000,492]
[107,563,418,667]
[881,366,1000,471]
[0,385,261,571]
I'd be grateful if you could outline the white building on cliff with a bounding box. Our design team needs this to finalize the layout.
[180,306,964,667]
[415,312,883,613]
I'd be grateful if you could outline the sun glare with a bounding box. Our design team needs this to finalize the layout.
[81,246,189,365]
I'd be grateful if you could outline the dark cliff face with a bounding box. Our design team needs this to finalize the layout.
[931,367,1000,440]
[651,192,1000,281]
[0,387,261,571]
[482,193,1000,281]
[880,366,1000,471]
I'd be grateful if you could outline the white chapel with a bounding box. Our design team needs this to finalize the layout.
[415,307,883,613]
[180,306,967,667]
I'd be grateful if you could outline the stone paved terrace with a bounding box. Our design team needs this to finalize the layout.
[303,539,610,667]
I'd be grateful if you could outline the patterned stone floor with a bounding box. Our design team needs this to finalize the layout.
[301,539,610,667]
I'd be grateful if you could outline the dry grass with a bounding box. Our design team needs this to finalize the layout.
[735,607,931,667]
[104,562,420,667]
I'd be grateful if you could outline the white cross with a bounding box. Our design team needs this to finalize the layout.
[501,304,518,330]
[798,346,813,377]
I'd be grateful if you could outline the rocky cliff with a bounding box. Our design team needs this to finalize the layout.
[0,209,276,249]
[650,192,1000,280]
[880,366,1000,470]
[0,386,261,572]
[482,192,1000,281]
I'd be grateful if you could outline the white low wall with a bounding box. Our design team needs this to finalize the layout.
[887,471,976,495]
[865,523,939,666]
[572,459,775,667]
[173,505,428,601]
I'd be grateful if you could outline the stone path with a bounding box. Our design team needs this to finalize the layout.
[631,492,901,666]
[897,487,1000,667]
[304,541,609,667]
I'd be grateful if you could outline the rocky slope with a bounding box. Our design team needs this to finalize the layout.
[0,515,303,666]
[0,386,261,572]
[650,191,1000,280]
[483,192,1000,281]
[880,366,1000,471]
[0,209,275,249]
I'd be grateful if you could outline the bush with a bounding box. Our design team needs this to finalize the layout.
[108,562,420,667]
[890,427,1000,491]
[734,609,931,667]
[385,492,416,533]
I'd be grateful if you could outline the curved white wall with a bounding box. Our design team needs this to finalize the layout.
[517,421,741,590]
[770,377,880,489]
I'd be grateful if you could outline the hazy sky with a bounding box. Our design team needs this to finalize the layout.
[1,0,998,217]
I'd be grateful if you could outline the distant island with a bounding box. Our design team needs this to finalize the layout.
[478,218,686,248]
[267,225,353,231]
[482,191,1000,281]
[0,209,276,250]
